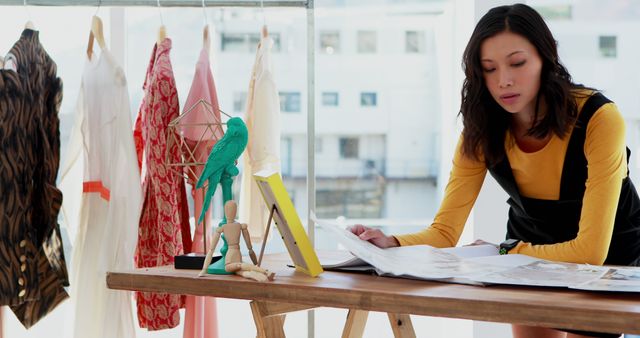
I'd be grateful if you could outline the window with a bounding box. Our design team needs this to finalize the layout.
[599,35,617,58]
[233,92,247,113]
[316,136,323,153]
[279,92,301,113]
[321,92,339,106]
[360,92,377,107]
[320,31,340,54]
[405,30,426,53]
[221,32,281,52]
[357,30,377,53]
[339,137,359,159]
[281,136,292,177]
[533,5,572,20]
[316,189,383,218]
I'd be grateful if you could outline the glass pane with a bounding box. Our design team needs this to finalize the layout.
[279,91,302,112]
[126,6,308,276]
[315,0,447,254]
[529,0,640,180]
[320,31,340,54]
[357,30,377,53]
[405,30,426,53]
[599,35,617,58]
[339,137,359,159]
[233,91,248,113]
[322,91,339,106]
[532,4,573,20]
[360,92,377,106]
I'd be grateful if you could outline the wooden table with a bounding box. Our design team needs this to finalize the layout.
[107,252,640,337]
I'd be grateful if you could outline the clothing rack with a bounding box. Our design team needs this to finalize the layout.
[0,0,306,7]
[0,0,317,336]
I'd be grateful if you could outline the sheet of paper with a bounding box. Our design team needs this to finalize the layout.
[321,254,367,269]
[473,261,608,287]
[572,267,640,292]
[442,244,499,258]
[314,216,505,280]
[465,253,540,268]
[312,214,640,292]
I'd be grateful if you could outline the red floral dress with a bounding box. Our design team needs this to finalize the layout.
[133,38,192,330]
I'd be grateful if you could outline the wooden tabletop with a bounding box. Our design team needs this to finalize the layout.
[107,252,640,334]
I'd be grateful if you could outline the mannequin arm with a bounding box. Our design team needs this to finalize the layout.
[198,227,223,277]
[241,223,258,265]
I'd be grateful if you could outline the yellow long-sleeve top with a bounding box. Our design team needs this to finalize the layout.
[395,93,628,265]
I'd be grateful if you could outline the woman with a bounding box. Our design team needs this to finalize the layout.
[350,4,640,338]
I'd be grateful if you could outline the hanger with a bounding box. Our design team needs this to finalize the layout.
[24,0,35,30]
[86,4,106,60]
[260,0,268,38]
[157,0,166,45]
[201,0,210,51]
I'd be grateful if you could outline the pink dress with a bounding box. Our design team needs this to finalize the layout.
[180,37,223,338]
[133,38,191,330]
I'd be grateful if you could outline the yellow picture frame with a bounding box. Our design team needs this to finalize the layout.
[253,169,323,277]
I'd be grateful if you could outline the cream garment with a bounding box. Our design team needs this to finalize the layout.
[59,48,141,338]
[238,36,281,242]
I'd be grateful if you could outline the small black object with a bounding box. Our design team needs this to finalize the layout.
[174,253,222,270]
[499,239,520,255]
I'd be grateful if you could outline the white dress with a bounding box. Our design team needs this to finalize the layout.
[59,48,141,338]
[238,36,281,242]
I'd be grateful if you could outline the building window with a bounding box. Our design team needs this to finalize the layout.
[233,92,247,113]
[320,31,340,54]
[533,5,572,20]
[315,136,323,153]
[279,92,301,113]
[599,36,617,58]
[360,92,377,107]
[316,189,383,218]
[321,92,339,107]
[221,32,281,52]
[281,136,292,176]
[357,30,377,53]
[339,137,359,159]
[405,31,426,53]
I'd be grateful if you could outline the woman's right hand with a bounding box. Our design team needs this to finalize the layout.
[348,224,400,248]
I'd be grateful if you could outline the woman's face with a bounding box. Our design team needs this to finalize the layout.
[480,30,543,117]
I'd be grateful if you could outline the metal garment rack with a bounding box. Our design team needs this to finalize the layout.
[0,0,317,337]
[0,0,305,6]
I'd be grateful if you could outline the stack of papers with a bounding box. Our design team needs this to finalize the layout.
[314,217,640,292]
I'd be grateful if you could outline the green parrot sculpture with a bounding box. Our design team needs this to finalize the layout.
[196,117,249,224]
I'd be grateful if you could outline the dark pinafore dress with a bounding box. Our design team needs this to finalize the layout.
[488,93,640,338]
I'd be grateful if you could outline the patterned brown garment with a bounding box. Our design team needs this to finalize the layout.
[0,29,69,328]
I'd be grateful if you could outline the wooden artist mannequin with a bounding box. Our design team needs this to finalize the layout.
[199,200,275,282]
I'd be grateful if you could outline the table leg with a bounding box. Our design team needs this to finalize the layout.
[250,300,316,338]
[387,313,416,338]
[342,309,369,338]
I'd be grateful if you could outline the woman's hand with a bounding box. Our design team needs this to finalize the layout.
[465,239,498,249]
[348,224,400,248]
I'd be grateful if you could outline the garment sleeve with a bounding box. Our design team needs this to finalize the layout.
[394,135,487,248]
[107,73,142,271]
[38,57,69,284]
[133,99,144,171]
[36,59,64,242]
[511,103,627,265]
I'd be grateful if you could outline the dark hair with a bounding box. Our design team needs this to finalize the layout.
[460,3,585,167]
